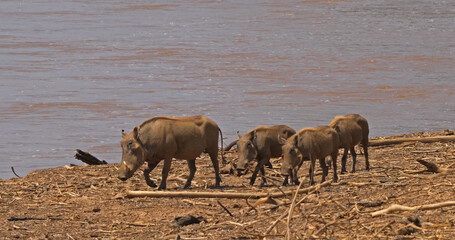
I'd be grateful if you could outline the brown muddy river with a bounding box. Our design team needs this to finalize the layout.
[1,0,454,179]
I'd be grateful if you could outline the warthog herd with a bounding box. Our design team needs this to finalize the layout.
[118,114,369,189]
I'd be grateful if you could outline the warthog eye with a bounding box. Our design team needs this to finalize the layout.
[289,148,295,154]
[127,141,136,151]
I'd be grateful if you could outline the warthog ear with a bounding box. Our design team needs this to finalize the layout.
[250,130,257,142]
[122,129,127,138]
[278,136,287,145]
[293,135,299,146]
[133,127,139,141]
[237,131,242,139]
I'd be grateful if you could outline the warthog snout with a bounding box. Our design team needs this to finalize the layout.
[236,163,251,176]
[280,166,292,177]
[118,169,132,181]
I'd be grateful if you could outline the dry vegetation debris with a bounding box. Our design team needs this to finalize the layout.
[1,131,455,239]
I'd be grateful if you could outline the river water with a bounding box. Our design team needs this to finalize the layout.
[1,0,454,179]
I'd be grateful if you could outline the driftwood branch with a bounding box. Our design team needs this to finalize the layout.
[416,159,445,173]
[74,149,107,165]
[126,181,331,199]
[368,135,455,147]
[11,167,22,178]
[372,201,455,217]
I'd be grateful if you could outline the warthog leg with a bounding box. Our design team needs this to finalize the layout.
[291,168,300,185]
[183,159,196,189]
[250,157,267,186]
[363,141,370,171]
[265,160,273,169]
[319,158,329,183]
[340,147,349,174]
[144,161,160,188]
[208,149,221,188]
[350,146,357,173]
[158,158,172,190]
[331,151,338,183]
[309,157,316,186]
[282,163,303,186]
[259,164,267,187]
[282,176,289,186]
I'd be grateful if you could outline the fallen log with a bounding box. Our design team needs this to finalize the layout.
[126,181,331,199]
[74,149,107,165]
[372,201,455,217]
[368,135,455,146]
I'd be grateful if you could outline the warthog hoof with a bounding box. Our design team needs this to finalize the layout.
[182,183,191,190]
[249,178,256,186]
[146,179,157,188]
[282,178,289,186]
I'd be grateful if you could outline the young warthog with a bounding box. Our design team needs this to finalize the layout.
[329,114,369,173]
[281,126,340,186]
[118,116,223,190]
[227,125,296,186]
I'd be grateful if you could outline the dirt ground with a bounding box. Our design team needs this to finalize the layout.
[1,131,455,239]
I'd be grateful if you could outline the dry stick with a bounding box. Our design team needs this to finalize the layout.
[217,200,233,217]
[368,135,455,146]
[312,219,337,238]
[66,233,75,240]
[372,201,455,217]
[286,177,306,240]
[263,175,287,196]
[265,211,288,235]
[126,182,329,199]
[265,181,331,235]
[312,208,357,238]
[245,198,258,212]
[412,149,439,154]
[11,167,21,178]
[370,220,395,239]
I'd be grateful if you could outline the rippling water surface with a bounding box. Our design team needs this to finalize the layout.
[1,0,454,179]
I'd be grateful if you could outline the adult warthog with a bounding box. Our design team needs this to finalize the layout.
[118,116,223,190]
[329,114,369,173]
[281,126,340,186]
[227,125,296,186]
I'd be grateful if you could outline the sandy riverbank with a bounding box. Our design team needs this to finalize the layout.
[1,131,454,239]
